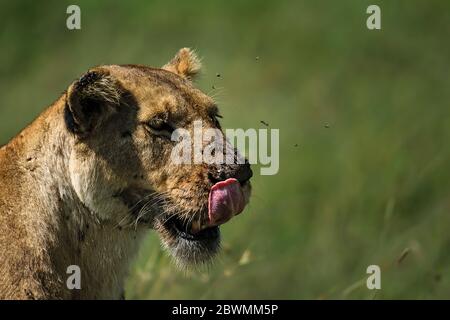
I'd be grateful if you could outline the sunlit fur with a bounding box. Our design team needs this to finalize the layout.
[0,48,251,299]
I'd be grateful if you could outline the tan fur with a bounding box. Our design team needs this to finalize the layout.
[162,48,202,80]
[0,49,251,300]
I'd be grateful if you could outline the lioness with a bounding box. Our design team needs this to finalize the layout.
[0,48,252,299]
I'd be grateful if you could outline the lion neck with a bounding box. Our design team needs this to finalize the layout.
[10,97,146,299]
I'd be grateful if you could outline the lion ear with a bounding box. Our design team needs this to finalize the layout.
[65,70,121,136]
[162,48,202,80]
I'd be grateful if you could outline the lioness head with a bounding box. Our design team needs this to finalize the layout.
[64,48,252,267]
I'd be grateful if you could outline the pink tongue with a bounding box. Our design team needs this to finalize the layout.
[208,178,246,226]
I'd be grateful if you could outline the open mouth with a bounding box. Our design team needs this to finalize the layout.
[156,212,222,267]
[154,178,251,266]
[163,215,220,242]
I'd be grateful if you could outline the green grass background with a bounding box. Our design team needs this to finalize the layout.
[1,0,449,299]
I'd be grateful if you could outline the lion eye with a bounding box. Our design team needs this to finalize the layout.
[144,118,174,138]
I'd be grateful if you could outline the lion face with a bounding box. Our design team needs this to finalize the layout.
[65,49,252,267]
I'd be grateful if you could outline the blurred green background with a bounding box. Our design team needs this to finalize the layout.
[1,0,449,299]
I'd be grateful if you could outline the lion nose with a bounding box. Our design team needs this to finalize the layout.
[208,162,253,185]
[232,162,253,184]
